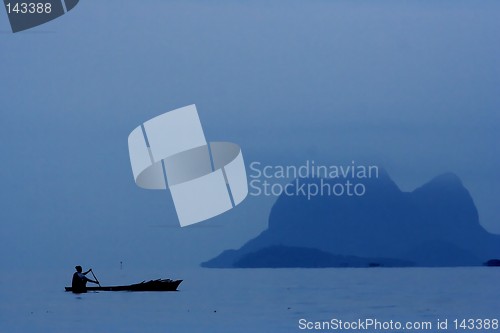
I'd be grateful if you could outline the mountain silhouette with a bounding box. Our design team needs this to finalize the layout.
[233,245,413,268]
[202,171,500,267]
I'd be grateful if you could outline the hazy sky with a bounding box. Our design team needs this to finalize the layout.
[1,0,499,271]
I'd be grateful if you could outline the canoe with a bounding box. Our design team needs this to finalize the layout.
[65,279,182,292]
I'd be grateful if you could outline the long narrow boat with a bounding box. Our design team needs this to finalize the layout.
[65,279,182,292]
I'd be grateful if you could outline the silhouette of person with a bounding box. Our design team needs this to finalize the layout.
[72,265,99,293]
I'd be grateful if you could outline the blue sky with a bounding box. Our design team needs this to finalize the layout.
[1,0,499,270]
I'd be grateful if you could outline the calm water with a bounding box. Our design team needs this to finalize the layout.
[1,267,499,333]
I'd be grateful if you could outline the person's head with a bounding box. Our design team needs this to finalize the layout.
[75,265,82,273]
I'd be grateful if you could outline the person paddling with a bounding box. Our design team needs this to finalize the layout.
[72,266,99,293]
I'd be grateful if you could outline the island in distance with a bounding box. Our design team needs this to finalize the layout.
[202,171,500,268]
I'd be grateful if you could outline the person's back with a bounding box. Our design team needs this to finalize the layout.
[72,271,87,293]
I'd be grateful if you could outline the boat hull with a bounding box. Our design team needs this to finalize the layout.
[65,279,182,292]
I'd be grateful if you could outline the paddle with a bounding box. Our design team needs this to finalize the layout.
[90,269,102,287]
